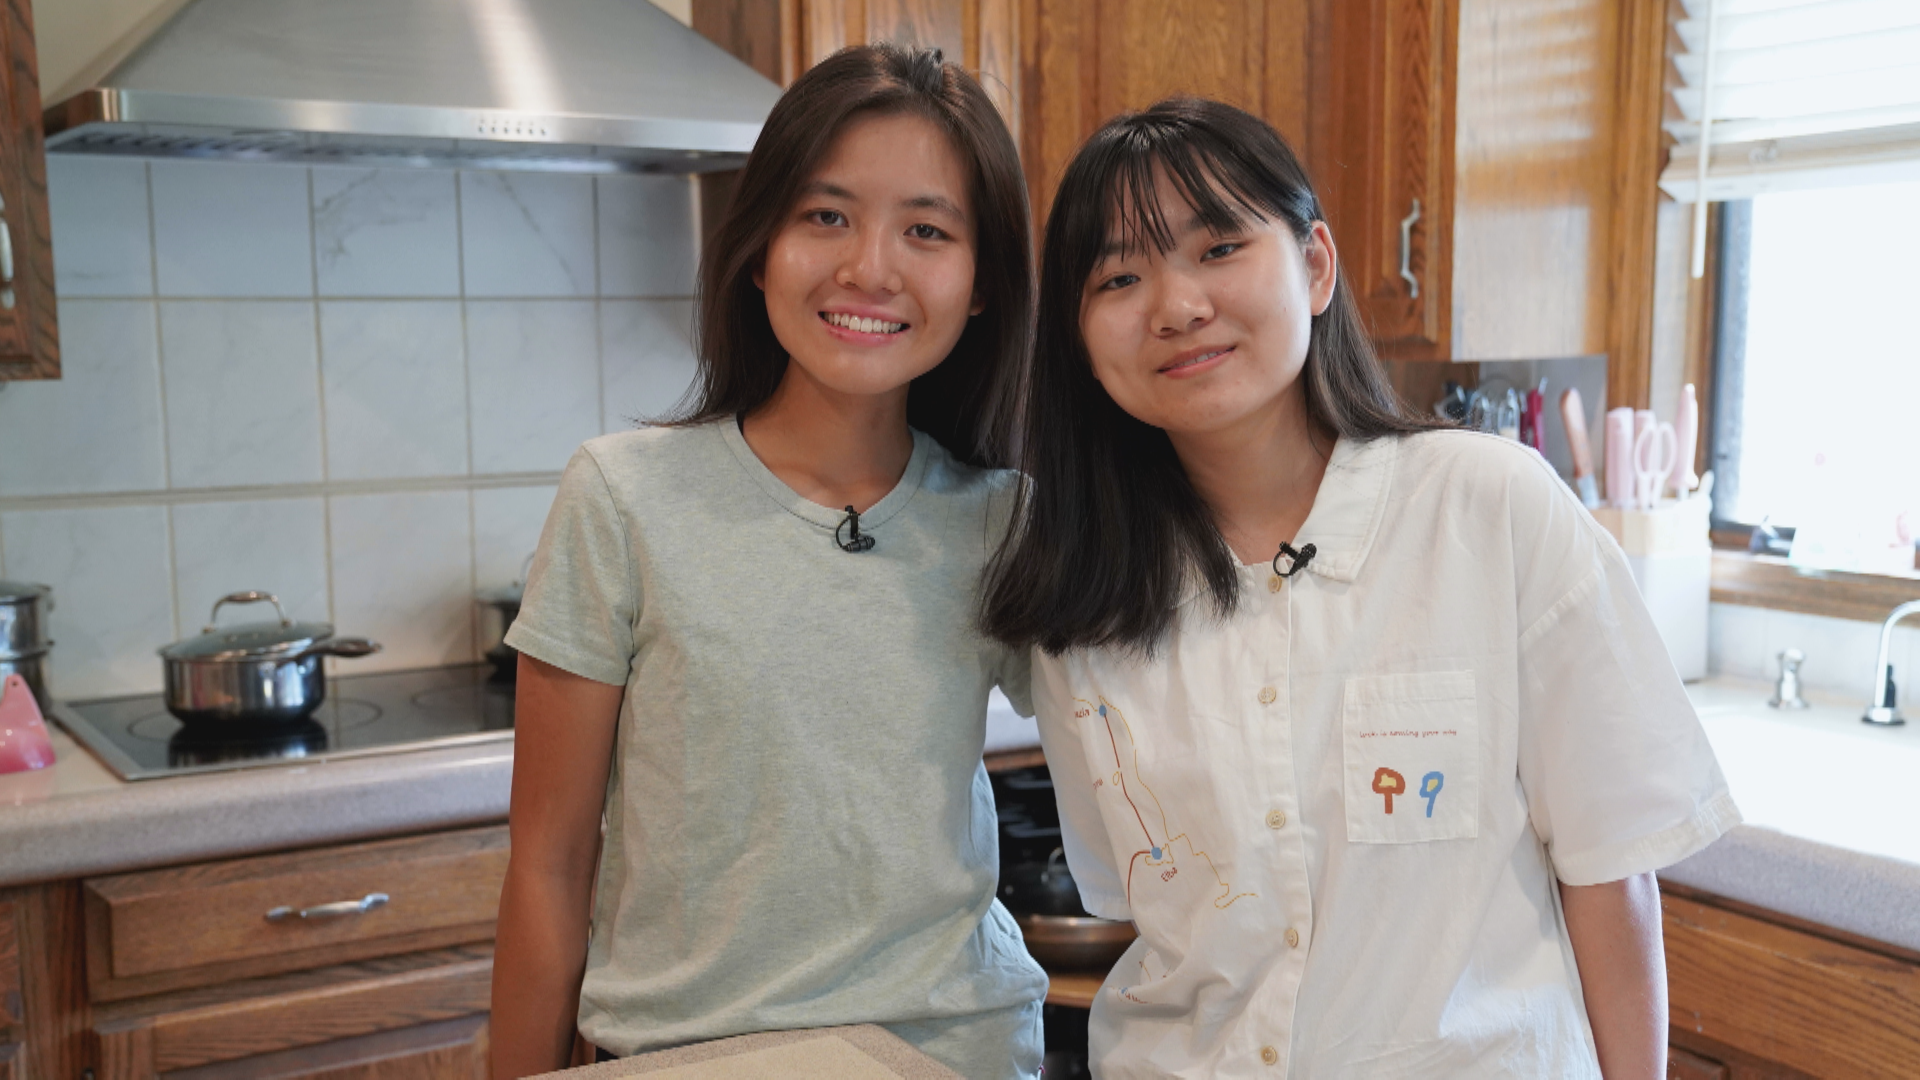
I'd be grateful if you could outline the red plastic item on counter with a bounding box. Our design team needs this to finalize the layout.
[0,672,55,773]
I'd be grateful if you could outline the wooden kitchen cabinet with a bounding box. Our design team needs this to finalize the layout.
[0,0,58,381]
[1664,884,1920,1079]
[1316,0,1632,364]
[1,825,507,1080]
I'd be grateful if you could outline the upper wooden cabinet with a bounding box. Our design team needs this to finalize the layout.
[1318,0,1630,363]
[0,0,55,381]
[1018,0,1309,229]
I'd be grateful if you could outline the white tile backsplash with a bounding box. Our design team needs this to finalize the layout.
[313,168,462,297]
[599,299,697,432]
[466,300,601,473]
[0,300,166,496]
[328,490,475,673]
[1709,601,1920,710]
[473,485,559,590]
[320,301,468,480]
[160,301,324,488]
[47,156,154,297]
[460,172,596,297]
[12,158,696,695]
[0,505,175,699]
[597,175,698,298]
[151,161,314,298]
[170,498,331,631]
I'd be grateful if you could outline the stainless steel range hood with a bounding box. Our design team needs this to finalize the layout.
[43,0,782,174]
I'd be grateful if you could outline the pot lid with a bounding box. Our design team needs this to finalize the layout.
[0,580,49,603]
[160,591,334,661]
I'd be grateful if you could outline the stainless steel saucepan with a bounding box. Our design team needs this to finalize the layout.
[160,591,380,725]
[0,580,53,708]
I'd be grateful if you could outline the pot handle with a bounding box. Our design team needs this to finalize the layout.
[300,637,382,660]
[206,591,290,633]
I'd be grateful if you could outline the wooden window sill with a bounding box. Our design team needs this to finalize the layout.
[1711,549,1920,623]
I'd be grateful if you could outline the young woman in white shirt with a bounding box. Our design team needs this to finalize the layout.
[982,98,1738,1078]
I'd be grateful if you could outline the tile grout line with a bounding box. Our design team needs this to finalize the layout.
[459,170,482,663]
[0,471,567,512]
[593,176,607,434]
[163,502,183,639]
[146,161,177,495]
[306,166,338,631]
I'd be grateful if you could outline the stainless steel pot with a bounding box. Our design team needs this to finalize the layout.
[0,580,51,658]
[160,591,380,725]
[0,647,51,710]
[475,553,532,683]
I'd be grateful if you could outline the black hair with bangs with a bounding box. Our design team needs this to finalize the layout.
[980,97,1442,655]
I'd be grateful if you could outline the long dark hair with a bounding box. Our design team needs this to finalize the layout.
[981,98,1443,655]
[669,43,1031,469]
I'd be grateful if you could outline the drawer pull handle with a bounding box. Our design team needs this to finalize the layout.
[265,892,389,922]
[1398,198,1421,299]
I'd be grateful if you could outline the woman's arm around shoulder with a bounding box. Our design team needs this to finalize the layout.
[489,654,625,1079]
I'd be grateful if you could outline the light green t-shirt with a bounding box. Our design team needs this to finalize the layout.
[505,420,1046,1078]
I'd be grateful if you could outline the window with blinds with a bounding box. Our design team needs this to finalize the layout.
[1660,0,1920,204]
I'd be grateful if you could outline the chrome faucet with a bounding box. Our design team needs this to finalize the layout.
[1863,600,1920,726]
[1770,649,1809,710]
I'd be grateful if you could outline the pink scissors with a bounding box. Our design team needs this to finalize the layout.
[1633,419,1677,510]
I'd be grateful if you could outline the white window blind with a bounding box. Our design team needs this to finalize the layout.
[1659,0,1920,209]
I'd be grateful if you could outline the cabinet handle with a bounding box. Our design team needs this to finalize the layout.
[265,892,389,921]
[1398,199,1421,299]
[0,220,13,284]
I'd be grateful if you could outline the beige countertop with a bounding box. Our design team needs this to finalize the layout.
[0,720,513,887]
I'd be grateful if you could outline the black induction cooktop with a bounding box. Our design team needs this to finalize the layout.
[50,664,514,781]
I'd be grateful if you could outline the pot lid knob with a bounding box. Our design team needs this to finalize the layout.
[205,591,291,633]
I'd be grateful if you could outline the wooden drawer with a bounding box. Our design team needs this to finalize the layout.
[92,944,492,1078]
[84,827,507,1002]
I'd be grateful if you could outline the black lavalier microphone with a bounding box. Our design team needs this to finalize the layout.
[836,505,876,553]
[1272,541,1316,578]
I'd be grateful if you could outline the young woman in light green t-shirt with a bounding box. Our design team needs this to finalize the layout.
[489,45,1046,1079]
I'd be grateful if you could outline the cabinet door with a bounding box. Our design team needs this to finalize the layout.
[1322,0,1454,359]
[1020,0,1309,232]
[93,945,492,1080]
[0,0,56,381]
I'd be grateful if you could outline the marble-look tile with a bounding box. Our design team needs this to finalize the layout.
[0,300,165,496]
[0,506,175,698]
[47,156,154,297]
[170,498,330,630]
[472,485,559,590]
[599,299,696,432]
[151,161,313,298]
[1707,602,1770,682]
[596,174,697,298]
[328,490,475,673]
[160,302,324,488]
[465,300,600,473]
[459,172,595,297]
[1769,609,1882,697]
[312,167,462,297]
[320,301,468,480]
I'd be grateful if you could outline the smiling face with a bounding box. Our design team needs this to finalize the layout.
[754,111,982,404]
[1078,167,1337,442]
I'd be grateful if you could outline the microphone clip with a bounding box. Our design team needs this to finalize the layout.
[1272,540,1315,579]
[836,505,876,553]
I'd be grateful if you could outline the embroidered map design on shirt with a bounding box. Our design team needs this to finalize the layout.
[1078,696,1254,911]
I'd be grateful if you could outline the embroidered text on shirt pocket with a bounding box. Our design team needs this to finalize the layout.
[1342,671,1479,843]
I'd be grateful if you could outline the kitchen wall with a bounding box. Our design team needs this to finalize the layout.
[1710,601,1920,707]
[0,156,699,699]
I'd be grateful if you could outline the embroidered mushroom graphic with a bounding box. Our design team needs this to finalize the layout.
[1371,767,1406,814]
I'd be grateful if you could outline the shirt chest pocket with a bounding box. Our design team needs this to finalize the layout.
[1342,671,1479,843]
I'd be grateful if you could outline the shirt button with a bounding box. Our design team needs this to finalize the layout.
[1267,575,1284,593]
[1266,809,1287,830]
[1285,927,1301,948]
[1261,1045,1280,1066]
[1257,686,1277,705]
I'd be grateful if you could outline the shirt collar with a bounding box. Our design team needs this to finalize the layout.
[1292,434,1398,584]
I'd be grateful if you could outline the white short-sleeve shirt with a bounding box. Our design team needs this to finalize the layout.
[1031,430,1739,1079]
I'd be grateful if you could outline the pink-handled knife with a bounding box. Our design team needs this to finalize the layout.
[1669,383,1700,498]
[1560,389,1600,508]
